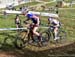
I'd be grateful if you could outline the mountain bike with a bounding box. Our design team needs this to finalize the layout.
[41,25,67,43]
[14,24,49,49]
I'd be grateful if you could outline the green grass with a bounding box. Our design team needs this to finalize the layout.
[71,4,75,8]
[64,0,71,2]
[45,0,75,8]
[59,9,75,40]
[16,1,41,9]
[45,2,56,7]
[41,0,53,2]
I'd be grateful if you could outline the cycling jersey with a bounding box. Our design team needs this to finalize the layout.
[31,18,38,24]
[27,12,39,24]
[48,18,60,27]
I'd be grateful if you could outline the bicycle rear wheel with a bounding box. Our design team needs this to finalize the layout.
[14,30,28,49]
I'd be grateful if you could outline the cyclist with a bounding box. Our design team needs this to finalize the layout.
[23,11,42,46]
[48,14,61,41]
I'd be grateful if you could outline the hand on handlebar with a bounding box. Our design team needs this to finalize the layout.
[23,21,29,24]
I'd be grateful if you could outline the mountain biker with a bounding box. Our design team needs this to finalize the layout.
[48,14,60,41]
[23,11,42,46]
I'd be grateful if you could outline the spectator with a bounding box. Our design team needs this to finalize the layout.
[55,5,59,14]
[15,14,21,28]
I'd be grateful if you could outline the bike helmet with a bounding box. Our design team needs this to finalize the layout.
[27,12,33,19]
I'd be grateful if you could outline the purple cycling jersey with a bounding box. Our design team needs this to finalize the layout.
[27,13,38,24]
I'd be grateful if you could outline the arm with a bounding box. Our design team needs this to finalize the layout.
[23,18,30,27]
[24,17,30,24]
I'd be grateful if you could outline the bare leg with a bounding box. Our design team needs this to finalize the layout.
[54,27,59,40]
[33,27,42,46]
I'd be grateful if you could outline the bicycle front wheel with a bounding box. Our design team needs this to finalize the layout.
[41,31,50,42]
[57,30,67,43]
[14,37,27,49]
[14,30,28,49]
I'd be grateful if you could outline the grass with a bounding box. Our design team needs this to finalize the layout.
[59,9,75,40]
[71,4,75,8]
[15,1,41,9]
[45,0,75,8]
[45,2,56,7]
[41,0,53,2]
[64,0,71,2]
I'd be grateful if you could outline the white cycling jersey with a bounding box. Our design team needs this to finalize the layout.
[48,18,60,27]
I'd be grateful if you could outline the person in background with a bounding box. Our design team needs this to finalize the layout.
[15,14,21,28]
[55,4,59,14]
[48,14,61,41]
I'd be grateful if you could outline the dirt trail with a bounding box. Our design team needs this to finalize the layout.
[0,41,75,57]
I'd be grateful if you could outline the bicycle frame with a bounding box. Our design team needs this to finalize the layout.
[47,27,55,39]
[46,25,66,41]
[14,26,34,49]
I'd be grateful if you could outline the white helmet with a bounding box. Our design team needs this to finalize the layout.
[22,9,29,15]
